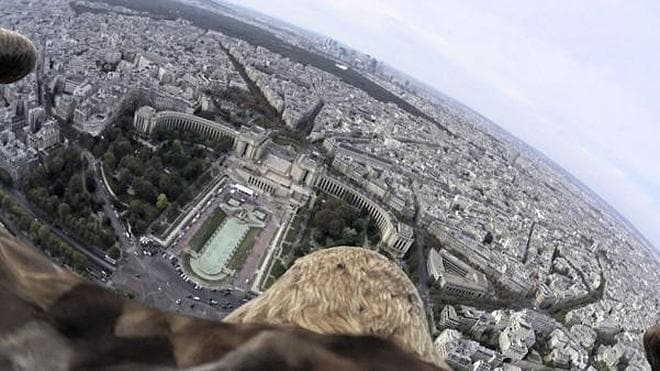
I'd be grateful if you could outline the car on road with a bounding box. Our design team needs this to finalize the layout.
[193,296,200,301]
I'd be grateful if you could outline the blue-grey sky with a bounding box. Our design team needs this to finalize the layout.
[226,0,660,249]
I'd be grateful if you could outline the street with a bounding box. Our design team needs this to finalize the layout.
[112,250,251,319]
[0,182,115,272]
[81,149,134,254]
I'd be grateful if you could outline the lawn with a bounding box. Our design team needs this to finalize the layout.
[188,208,226,252]
[226,227,261,271]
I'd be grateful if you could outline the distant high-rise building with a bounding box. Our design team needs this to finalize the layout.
[10,116,26,136]
[53,94,76,121]
[14,98,27,118]
[27,106,46,133]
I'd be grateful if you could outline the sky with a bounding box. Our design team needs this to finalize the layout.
[225,0,660,249]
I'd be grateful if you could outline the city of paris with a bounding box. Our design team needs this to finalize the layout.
[0,0,659,370]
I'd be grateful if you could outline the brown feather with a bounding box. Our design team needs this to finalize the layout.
[225,246,448,368]
[645,322,660,371]
[0,235,449,370]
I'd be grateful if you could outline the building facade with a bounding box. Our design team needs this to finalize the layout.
[134,106,415,258]
[26,119,59,151]
[428,248,490,299]
[314,173,414,257]
[133,106,267,161]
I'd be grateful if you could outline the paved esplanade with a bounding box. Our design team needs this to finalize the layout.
[190,217,249,279]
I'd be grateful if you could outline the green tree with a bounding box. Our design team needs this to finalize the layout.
[119,155,144,176]
[36,225,50,245]
[48,156,65,175]
[144,166,161,185]
[342,227,358,241]
[0,168,13,187]
[72,252,88,272]
[117,168,132,193]
[60,244,73,261]
[103,151,116,170]
[271,259,288,279]
[98,227,116,249]
[85,173,97,193]
[108,246,121,260]
[67,174,84,194]
[128,199,146,218]
[181,162,197,180]
[159,174,182,200]
[113,138,133,159]
[92,141,107,158]
[134,178,157,202]
[156,193,168,210]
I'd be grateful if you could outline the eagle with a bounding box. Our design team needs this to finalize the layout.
[0,27,451,369]
[0,230,448,370]
[2,27,654,371]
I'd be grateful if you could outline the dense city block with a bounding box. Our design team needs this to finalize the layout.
[0,0,658,370]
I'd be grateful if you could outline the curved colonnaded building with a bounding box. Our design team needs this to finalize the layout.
[134,106,413,257]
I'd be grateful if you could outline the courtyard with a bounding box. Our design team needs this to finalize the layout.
[175,182,288,290]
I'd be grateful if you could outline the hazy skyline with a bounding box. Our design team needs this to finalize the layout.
[225,0,660,249]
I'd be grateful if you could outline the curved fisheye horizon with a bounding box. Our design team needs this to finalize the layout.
[1,0,659,370]
[222,0,660,251]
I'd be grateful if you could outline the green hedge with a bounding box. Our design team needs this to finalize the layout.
[188,208,226,252]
